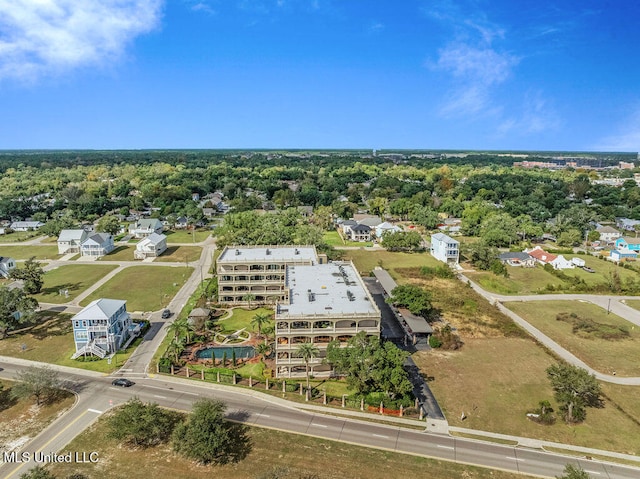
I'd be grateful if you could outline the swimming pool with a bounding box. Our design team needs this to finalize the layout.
[195,345,255,360]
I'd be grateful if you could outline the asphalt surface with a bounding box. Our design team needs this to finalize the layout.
[2,360,639,479]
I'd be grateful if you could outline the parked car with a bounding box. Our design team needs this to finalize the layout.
[582,266,596,273]
[161,309,171,318]
[111,378,135,387]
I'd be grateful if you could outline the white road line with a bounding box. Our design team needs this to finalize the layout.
[505,457,523,461]
[87,408,103,414]
[372,434,388,438]
[310,423,328,428]
[256,413,271,417]
[153,394,167,399]
[437,445,454,450]
[584,471,600,476]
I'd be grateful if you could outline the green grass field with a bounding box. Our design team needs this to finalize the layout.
[80,265,192,311]
[100,245,135,261]
[0,313,138,373]
[48,411,522,479]
[466,255,640,295]
[164,229,210,243]
[0,231,44,243]
[155,245,202,263]
[323,230,373,247]
[414,337,640,454]
[341,249,442,279]
[34,264,119,304]
[218,307,273,333]
[506,300,640,376]
[0,245,59,260]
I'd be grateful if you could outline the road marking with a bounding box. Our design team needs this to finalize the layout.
[584,472,600,476]
[256,413,271,417]
[372,434,388,438]
[153,394,167,399]
[437,445,454,450]
[505,456,522,461]
[310,423,328,428]
[119,368,133,371]
[87,408,103,414]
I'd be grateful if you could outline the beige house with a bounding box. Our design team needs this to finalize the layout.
[134,233,167,259]
[57,229,88,254]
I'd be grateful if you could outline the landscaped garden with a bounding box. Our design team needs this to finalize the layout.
[506,300,640,376]
[33,264,119,304]
[80,265,193,311]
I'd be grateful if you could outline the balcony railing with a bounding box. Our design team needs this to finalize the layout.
[275,326,379,334]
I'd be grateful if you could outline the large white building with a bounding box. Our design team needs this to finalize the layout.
[216,245,326,304]
[430,233,459,264]
[274,261,380,379]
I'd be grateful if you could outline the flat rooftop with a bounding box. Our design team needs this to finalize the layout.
[279,262,379,317]
[218,245,318,263]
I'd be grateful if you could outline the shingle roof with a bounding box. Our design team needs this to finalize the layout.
[73,299,126,321]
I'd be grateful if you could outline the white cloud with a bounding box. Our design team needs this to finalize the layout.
[191,2,216,15]
[436,43,517,86]
[496,91,561,136]
[0,0,163,81]
[595,107,640,152]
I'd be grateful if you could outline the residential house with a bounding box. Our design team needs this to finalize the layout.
[175,216,189,229]
[437,217,463,234]
[217,245,325,304]
[128,218,163,238]
[192,193,200,201]
[615,236,640,252]
[572,257,586,267]
[80,233,115,257]
[596,226,621,243]
[297,205,313,217]
[134,233,167,259]
[527,246,557,266]
[0,256,16,278]
[611,249,638,262]
[57,229,88,254]
[10,221,44,231]
[202,207,215,218]
[616,218,640,232]
[357,216,383,228]
[70,299,137,359]
[349,224,372,242]
[275,261,380,379]
[339,220,357,237]
[498,252,535,267]
[550,255,575,270]
[430,233,459,264]
[374,221,402,238]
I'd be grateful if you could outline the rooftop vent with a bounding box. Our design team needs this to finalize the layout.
[295,248,299,255]
[235,249,240,255]
[266,248,271,255]
[346,290,355,302]
[307,289,315,302]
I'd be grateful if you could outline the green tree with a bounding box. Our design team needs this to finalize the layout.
[556,463,590,479]
[408,205,439,229]
[251,312,272,338]
[10,257,45,294]
[480,213,519,247]
[242,293,256,309]
[0,286,38,338]
[296,342,319,394]
[39,216,76,237]
[546,363,603,423]
[172,398,251,464]
[465,242,499,270]
[166,318,189,341]
[96,214,121,236]
[387,285,433,319]
[107,397,179,447]
[11,366,62,406]
[557,228,583,247]
[19,466,57,479]
[380,230,422,251]
[368,197,388,218]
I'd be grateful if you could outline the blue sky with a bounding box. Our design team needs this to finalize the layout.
[0,0,638,152]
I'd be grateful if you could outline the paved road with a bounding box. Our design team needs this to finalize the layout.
[460,274,640,385]
[2,360,639,479]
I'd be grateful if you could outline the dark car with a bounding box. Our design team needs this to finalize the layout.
[161,309,171,319]
[111,378,135,387]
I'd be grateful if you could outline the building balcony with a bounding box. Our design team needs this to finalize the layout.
[275,326,379,335]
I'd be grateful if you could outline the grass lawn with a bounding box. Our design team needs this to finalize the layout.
[506,300,640,376]
[48,412,521,479]
[0,379,75,449]
[33,264,119,304]
[80,265,193,311]
[466,255,640,295]
[341,249,442,279]
[323,229,373,247]
[218,307,273,334]
[0,313,139,373]
[155,245,202,263]
[0,231,44,243]
[0,245,59,260]
[623,299,640,311]
[100,245,135,261]
[413,337,640,454]
[165,229,210,243]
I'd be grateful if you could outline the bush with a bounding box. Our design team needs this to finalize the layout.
[428,335,442,348]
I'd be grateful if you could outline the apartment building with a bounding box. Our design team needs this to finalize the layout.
[274,261,380,379]
[217,245,325,304]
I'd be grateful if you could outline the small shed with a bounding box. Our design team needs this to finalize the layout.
[188,307,211,331]
[571,257,586,267]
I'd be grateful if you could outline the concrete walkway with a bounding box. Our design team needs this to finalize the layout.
[459,274,640,385]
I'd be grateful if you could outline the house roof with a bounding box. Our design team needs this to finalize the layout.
[498,252,533,261]
[189,307,211,318]
[73,298,126,321]
[218,245,318,263]
[10,221,43,228]
[597,226,620,234]
[528,247,557,263]
[58,229,86,242]
[340,220,357,226]
[0,256,15,265]
[84,233,112,245]
[618,236,640,244]
[139,232,166,247]
[134,218,163,229]
[397,308,433,334]
[431,232,459,244]
[351,224,371,232]
[358,217,383,227]
[376,221,397,230]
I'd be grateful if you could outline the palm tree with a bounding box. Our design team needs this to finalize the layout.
[166,337,185,363]
[296,342,319,394]
[255,342,271,359]
[251,312,272,338]
[242,293,256,309]
[166,317,192,343]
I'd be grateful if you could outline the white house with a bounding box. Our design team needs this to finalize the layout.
[350,224,372,242]
[10,221,44,231]
[550,255,575,270]
[70,299,137,359]
[616,218,640,231]
[128,218,163,238]
[57,229,88,254]
[134,232,167,259]
[0,256,16,278]
[571,257,586,267]
[80,233,115,257]
[596,226,621,243]
[430,233,459,264]
[375,221,401,238]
